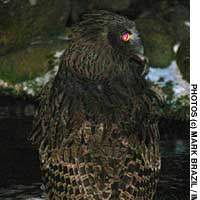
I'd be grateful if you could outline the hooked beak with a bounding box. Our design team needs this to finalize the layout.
[130,53,149,76]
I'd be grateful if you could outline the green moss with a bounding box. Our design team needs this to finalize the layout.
[161,5,190,42]
[136,18,175,68]
[161,95,189,121]
[0,39,67,83]
[158,82,189,121]
[0,0,70,55]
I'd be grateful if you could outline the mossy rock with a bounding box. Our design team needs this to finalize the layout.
[0,39,67,83]
[177,0,189,8]
[90,0,130,11]
[165,5,189,42]
[0,0,70,55]
[176,37,190,82]
[154,4,190,42]
[0,0,134,56]
[136,17,174,68]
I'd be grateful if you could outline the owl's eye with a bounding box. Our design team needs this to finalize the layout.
[121,32,131,42]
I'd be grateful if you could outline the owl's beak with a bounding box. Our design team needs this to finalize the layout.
[131,53,148,67]
[130,53,149,76]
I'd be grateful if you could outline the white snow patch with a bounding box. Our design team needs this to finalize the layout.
[1,0,10,4]
[58,36,70,41]
[29,0,37,6]
[173,43,180,53]
[34,66,57,86]
[55,50,65,58]
[0,79,8,87]
[20,65,59,96]
[184,21,190,27]
[23,86,28,91]
[147,61,189,97]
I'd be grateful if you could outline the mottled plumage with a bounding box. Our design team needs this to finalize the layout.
[30,10,161,200]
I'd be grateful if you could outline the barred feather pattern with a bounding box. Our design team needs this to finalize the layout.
[40,121,160,200]
[30,11,161,200]
[31,74,161,199]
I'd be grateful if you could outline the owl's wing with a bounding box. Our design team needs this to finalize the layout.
[30,68,86,151]
[29,78,54,147]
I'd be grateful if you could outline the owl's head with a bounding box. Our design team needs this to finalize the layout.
[64,10,148,80]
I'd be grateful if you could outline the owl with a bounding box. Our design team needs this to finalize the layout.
[30,10,161,200]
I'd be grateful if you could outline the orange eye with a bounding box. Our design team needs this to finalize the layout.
[121,32,131,42]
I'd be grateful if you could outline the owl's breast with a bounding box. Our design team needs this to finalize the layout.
[75,121,160,172]
[40,120,160,199]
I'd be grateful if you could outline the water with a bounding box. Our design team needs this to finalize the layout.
[0,96,189,200]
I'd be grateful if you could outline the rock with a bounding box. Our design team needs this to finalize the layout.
[136,17,175,68]
[65,0,132,25]
[166,6,189,42]
[90,0,131,11]
[127,1,190,43]
[176,37,190,82]
[0,36,68,97]
[0,39,67,83]
[177,0,189,8]
[0,0,134,55]
[0,0,71,55]
[152,3,190,42]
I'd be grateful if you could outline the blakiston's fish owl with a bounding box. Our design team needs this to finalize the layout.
[30,10,161,200]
